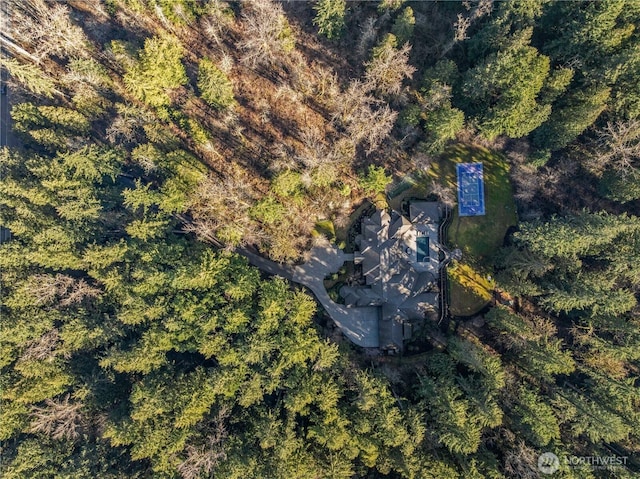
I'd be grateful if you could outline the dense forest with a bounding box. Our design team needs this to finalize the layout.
[0,0,639,478]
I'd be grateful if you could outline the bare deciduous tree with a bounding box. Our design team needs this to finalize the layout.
[63,59,109,90]
[297,127,332,169]
[413,151,432,171]
[469,0,494,21]
[332,80,373,126]
[440,0,493,58]
[586,119,640,175]
[106,103,155,145]
[177,408,229,479]
[359,105,398,155]
[503,440,541,479]
[200,0,234,47]
[439,13,470,58]
[21,329,61,362]
[239,0,295,68]
[28,274,101,308]
[8,0,90,61]
[264,219,310,262]
[188,169,264,247]
[357,17,378,58]
[453,13,471,42]
[29,395,84,441]
[177,444,226,479]
[511,164,540,204]
[364,41,416,97]
[333,79,398,155]
[309,62,340,104]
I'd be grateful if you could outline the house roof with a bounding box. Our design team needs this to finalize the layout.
[346,201,443,351]
[379,305,407,350]
[389,214,412,238]
[410,201,441,224]
[340,285,384,307]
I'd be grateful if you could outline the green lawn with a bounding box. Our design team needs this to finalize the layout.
[432,145,517,316]
[448,261,495,316]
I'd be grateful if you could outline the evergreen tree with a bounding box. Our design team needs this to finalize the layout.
[3,1,640,477]
[124,35,187,107]
[0,58,55,98]
[461,29,553,139]
[465,0,545,61]
[391,7,415,45]
[313,0,346,40]
[560,390,631,443]
[533,85,611,151]
[599,169,640,203]
[423,104,465,153]
[513,386,560,447]
[358,165,392,195]
[540,0,640,86]
[197,59,236,110]
[11,103,91,149]
[513,211,640,260]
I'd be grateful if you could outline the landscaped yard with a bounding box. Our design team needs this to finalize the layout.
[447,261,495,316]
[431,145,517,316]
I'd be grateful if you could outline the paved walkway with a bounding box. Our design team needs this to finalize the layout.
[238,247,295,281]
[238,241,380,348]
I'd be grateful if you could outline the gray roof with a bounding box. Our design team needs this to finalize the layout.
[415,272,437,293]
[389,214,412,238]
[340,285,384,307]
[379,305,407,350]
[362,246,380,285]
[399,293,439,319]
[342,201,444,351]
[410,201,441,224]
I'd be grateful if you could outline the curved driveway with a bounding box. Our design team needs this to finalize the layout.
[239,242,379,348]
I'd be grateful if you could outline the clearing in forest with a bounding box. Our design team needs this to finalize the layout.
[432,145,517,316]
